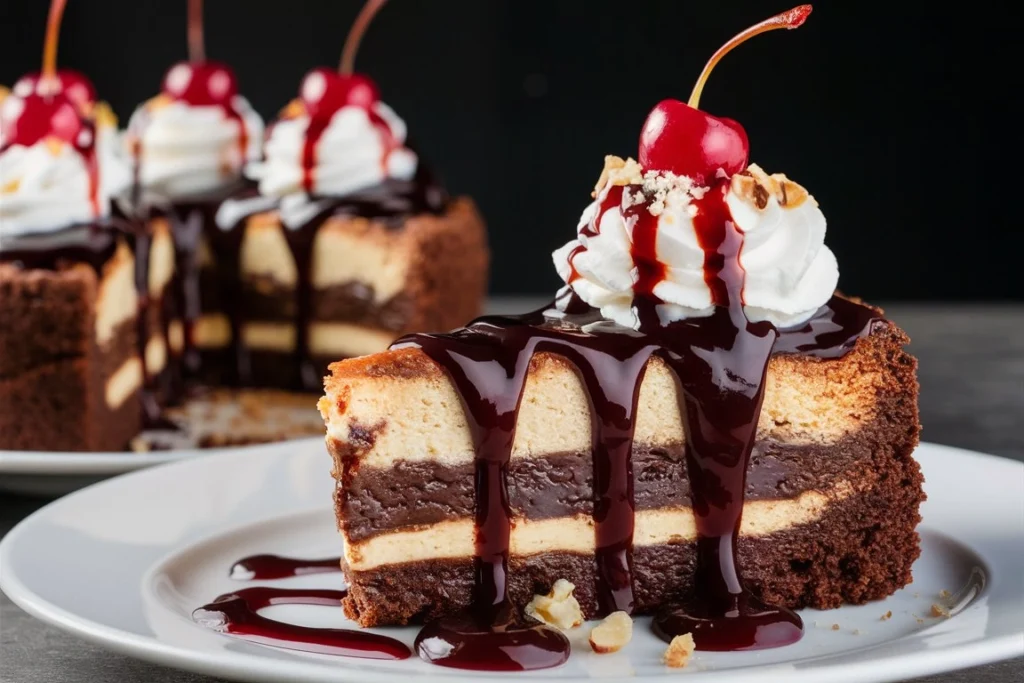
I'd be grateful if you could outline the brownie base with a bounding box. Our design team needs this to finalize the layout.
[0,330,141,452]
[341,443,924,627]
[0,262,141,452]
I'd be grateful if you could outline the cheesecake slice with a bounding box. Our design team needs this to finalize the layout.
[320,300,923,627]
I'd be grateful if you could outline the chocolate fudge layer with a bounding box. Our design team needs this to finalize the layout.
[321,318,922,627]
[0,239,142,451]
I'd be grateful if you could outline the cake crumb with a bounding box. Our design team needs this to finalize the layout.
[588,611,633,653]
[881,611,892,621]
[663,633,695,668]
[524,579,583,630]
[939,589,952,599]
[931,603,951,618]
[831,624,840,631]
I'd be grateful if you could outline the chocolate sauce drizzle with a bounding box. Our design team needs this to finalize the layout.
[229,554,342,581]
[395,178,880,658]
[192,587,410,660]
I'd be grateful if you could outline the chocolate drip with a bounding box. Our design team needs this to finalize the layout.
[0,221,124,273]
[397,178,880,657]
[229,554,341,581]
[192,587,410,660]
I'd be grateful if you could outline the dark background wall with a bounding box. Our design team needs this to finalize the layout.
[2,1,1019,300]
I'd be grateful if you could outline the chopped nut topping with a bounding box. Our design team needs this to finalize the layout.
[881,611,893,621]
[524,579,583,629]
[93,101,118,129]
[146,93,174,111]
[931,603,951,618]
[831,623,840,631]
[663,633,695,668]
[280,98,307,120]
[593,155,643,197]
[732,163,815,209]
[588,611,633,653]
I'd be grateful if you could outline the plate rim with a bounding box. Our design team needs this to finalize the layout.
[0,436,324,475]
[1,441,1022,683]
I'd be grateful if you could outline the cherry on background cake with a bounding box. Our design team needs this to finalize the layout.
[127,0,488,395]
[319,5,923,670]
[0,0,139,451]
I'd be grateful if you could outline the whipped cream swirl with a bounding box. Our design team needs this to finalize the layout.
[127,95,263,200]
[552,159,838,329]
[244,101,417,228]
[0,97,131,238]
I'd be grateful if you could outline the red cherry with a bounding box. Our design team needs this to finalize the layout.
[299,68,379,118]
[342,74,380,109]
[637,6,812,184]
[638,99,749,185]
[161,60,238,106]
[12,69,97,112]
[1,90,88,150]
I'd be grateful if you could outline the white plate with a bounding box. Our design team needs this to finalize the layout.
[0,438,311,497]
[1,441,1021,682]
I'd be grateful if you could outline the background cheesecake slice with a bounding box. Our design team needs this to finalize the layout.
[320,312,922,627]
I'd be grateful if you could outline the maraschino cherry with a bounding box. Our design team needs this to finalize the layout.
[1,0,89,151]
[13,70,96,112]
[638,5,812,185]
[9,0,96,112]
[160,0,239,107]
[292,0,388,120]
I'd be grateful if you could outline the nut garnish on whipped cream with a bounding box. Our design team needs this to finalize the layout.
[553,155,838,329]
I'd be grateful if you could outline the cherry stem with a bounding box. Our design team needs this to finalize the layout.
[339,0,388,76]
[688,4,812,109]
[41,0,68,86]
[188,0,205,63]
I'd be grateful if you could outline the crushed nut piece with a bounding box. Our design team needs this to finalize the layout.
[663,633,695,668]
[831,624,840,631]
[731,163,814,209]
[93,101,118,128]
[931,603,951,618]
[280,98,307,120]
[593,155,644,197]
[881,611,892,621]
[524,579,583,629]
[588,611,633,653]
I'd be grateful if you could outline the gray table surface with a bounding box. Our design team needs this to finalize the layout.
[2,302,1023,682]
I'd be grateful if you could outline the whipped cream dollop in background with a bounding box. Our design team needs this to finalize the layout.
[127,94,264,200]
[553,159,839,329]
[243,100,417,229]
[0,95,131,238]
